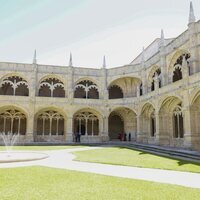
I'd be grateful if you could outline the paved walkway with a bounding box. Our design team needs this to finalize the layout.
[0,147,200,189]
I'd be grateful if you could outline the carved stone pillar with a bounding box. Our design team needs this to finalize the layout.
[183,106,194,149]
[136,114,143,142]
[66,116,73,142]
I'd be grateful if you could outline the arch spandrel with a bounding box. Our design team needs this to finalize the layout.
[158,96,182,113]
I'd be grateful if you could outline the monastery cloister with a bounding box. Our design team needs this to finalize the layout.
[0,2,200,151]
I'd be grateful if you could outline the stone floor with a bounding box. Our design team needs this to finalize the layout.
[0,147,200,188]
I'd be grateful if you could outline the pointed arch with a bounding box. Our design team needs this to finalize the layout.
[0,106,27,135]
[148,66,161,91]
[168,50,190,83]
[34,107,66,142]
[73,108,102,136]
[0,75,29,96]
[108,77,141,99]
[108,107,137,140]
[140,103,156,141]
[74,79,99,99]
[38,76,65,97]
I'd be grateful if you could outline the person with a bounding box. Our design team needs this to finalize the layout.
[74,132,78,142]
[77,132,81,143]
[128,133,131,141]
[124,133,127,141]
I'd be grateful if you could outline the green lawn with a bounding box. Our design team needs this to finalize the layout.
[0,145,85,151]
[0,166,200,200]
[73,147,200,173]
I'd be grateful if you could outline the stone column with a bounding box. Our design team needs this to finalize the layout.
[136,114,143,143]
[159,48,167,86]
[67,66,74,99]
[102,68,108,100]
[183,106,194,149]
[136,84,140,97]
[155,112,160,145]
[24,64,37,142]
[25,110,34,142]
[102,115,109,142]
[188,22,199,74]
[154,74,160,91]
[142,74,147,95]
[66,116,73,142]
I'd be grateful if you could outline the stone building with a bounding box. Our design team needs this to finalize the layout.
[0,2,200,151]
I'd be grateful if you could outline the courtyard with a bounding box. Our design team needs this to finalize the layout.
[0,145,200,200]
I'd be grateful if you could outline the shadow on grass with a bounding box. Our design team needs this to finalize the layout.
[104,145,200,168]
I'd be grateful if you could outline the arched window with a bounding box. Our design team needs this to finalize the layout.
[36,111,64,135]
[108,85,123,99]
[0,109,26,135]
[0,76,29,96]
[173,54,190,83]
[150,112,156,137]
[151,69,161,91]
[73,112,99,136]
[74,80,99,99]
[173,105,184,138]
[38,78,65,97]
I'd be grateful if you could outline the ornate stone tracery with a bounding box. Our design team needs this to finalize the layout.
[39,78,65,97]
[36,110,64,135]
[172,54,190,82]
[173,105,184,138]
[0,76,29,96]
[73,111,99,136]
[0,109,26,135]
[74,80,99,99]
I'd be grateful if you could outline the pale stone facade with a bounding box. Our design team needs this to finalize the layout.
[0,2,200,151]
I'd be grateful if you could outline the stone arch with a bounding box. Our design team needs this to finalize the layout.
[74,79,99,99]
[190,90,200,150]
[148,66,161,91]
[0,75,29,96]
[168,50,190,83]
[34,107,66,142]
[0,106,27,135]
[108,107,137,140]
[140,103,156,143]
[73,108,102,137]
[38,76,65,97]
[74,77,100,87]
[159,96,183,147]
[190,88,200,105]
[108,77,141,99]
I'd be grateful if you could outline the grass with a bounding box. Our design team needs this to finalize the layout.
[0,166,200,200]
[0,145,85,151]
[73,147,200,173]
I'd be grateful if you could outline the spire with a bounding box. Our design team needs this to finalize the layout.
[103,55,106,68]
[188,1,196,24]
[33,49,37,64]
[69,52,73,67]
[160,29,165,47]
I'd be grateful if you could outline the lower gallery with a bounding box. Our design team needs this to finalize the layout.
[0,3,200,151]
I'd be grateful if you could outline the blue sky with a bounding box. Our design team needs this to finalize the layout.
[0,0,199,68]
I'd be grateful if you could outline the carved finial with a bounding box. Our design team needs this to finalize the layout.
[103,55,106,68]
[33,49,37,64]
[189,1,196,25]
[69,52,73,67]
[160,29,165,47]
